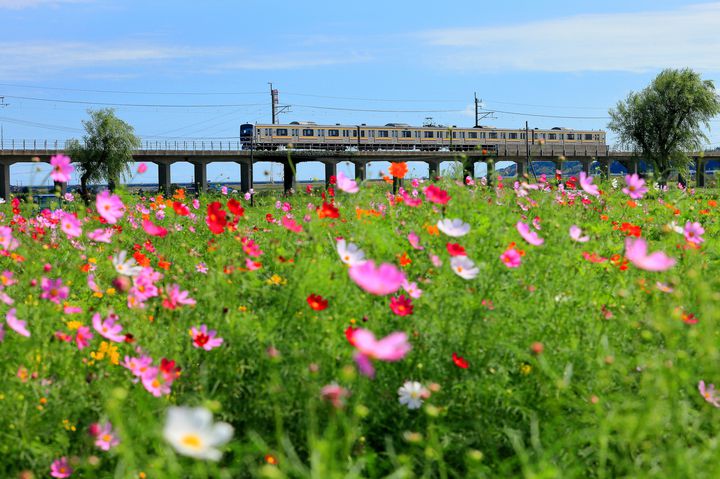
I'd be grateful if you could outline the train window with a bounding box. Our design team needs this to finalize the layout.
[342,130,349,137]
[548,133,557,140]
[402,130,412,138]
[452,132,457,139]
[594,134,600,140]
[302,129,314,136]
[391,130,398,137]
[438,131,445,138]
[276,128,288,136]
[360,130,366,137]
[328,129,339,137]
[352,130,357,137]
[424,131,434,138]
[468,132,478,139]
[584,134,593,141]
[378,130,389,138]
[318,130,325,136]
[264,129,270,135]
[479,132,486,139]
[256,128,261,135]
[508,133,518,140]
[520,133,526,139]
[488,132,498,139]
[291,129,299,136]
[566,134,574,140]
[369,130,375,137]
[414,131,420,138]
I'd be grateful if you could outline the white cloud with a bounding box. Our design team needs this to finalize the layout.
[219,52,371,71]
[420,2,720,72]
[0,0,90,8]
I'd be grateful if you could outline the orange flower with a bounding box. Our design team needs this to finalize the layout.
[708,200,717,207]
[626,200,637,208]
[398,252,412,267]
[388,162,408,179]
[382,175,393,184]
[173,189,186,200]
[425,224,439,236]
[600,215,609,221]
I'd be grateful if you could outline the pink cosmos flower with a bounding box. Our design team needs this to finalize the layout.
[137,163,148,174]
[245,258,262,270]
[351,329,411,378]
[569,225,590,243]
[196,263,208,274]
[50,457,73,478]
[684,221,704,245]
[348,261,405,296]
[123,354,154,378]
[96,190,125,224]
[500,247,522,268]
[699,380,720,407]
[407,231,424,250]
[321,383,350,408]
[141,367,172,397]
[402,280,423,299]
[162,284,196,309]
[579,172,600,196]
[87,228,114,243]
[50,155,73,183]
[625,237,676,272]
[142,219,168,237]
[0,226,20,251]
[6,308,29,337]
[93,422,120,451]
[92,313,125,342]
[516,221,544,246]
[281,215,303,233]
[622,174,648,199]
[41,277,69,304]
[424,184,451,204]
[75,326,93,350]
[60,213,82,238]
[336,171,359,194]
[190,324,224,350]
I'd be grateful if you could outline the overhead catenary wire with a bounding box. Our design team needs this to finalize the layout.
[0,83,266,96]
[1,95,266,108]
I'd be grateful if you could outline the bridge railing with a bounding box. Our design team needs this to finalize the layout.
[0,139,245,152]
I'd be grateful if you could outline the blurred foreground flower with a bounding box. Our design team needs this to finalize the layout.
[350,328,411,378]
[624,238,675,272]
[163,406,233,461]
[699,381,720,408]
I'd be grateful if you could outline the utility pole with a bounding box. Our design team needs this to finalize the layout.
[474,92,479,128]
[269,83,278,124]
[472,93,494,127]
[0,96,8,149]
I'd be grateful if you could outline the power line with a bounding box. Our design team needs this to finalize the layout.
[1,95,266,108]
[291,103,464,113]
[284,92,463,103]
[480,108,609,120]
[0,83,265,96]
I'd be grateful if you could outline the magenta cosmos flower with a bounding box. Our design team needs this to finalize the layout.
[625,237,676,272]
[336,171,359,194]
[351,328,411,378]
[50,155,73,183]
[6,308,30,337]
[190,324,224,350]
[516,221,544,246]
[579,172,600,196]
[60,212,82,238]
[348,261,405,295]
[92,421,120,451]
[41,277,69,304]
[699,380,720,407]
[683,221,704,245]
[92,313,125,343]
[50,457,73,478]
[622,174,648,200]
[96,190,126,224]
[500,247,522,268]
[0,226,20,251]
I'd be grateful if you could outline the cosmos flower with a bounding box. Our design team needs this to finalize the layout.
[624,237,676,272]
[41,277,69,304]
[336,171,359,193]
[112,250,143,277]
[190,325,224,351]
[500,247,522,268]
[306,294,328,311]
[424,185,451,204]
[516,221,544,246]
[50,457,73,478]
[407,231,424,250]
[142,219,168,238]
[622,174,648,200]
[60,213,82,238]
[92,422,120,451]
[450,256,479,279]
[398,381,429,410]
[579,172,600,196]
[162,284,196,309]
[389,294,414,316]
[401,280,423,299]
[6,308,29,337]
[96,190,125,224]
[49,155,73,183]
[569,225,590,243]
[348,261,405,296]
[699,380,720,408]
[437,218,470,237]
[163,406,234,461]
[683,221,704,245]
[351,328,411,378]
[92,313,125,343]
[321,383,350,409]
[0,226,20,251]
[87,228,114,243]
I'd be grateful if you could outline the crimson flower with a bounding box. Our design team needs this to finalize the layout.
[389,295,413,316]
[446,243,467,256]
[227,198,244,216]
[452,352,469,369]
[307,294,328,311]
[172,202,189,216]
[318,202,340,219]
[206,202,227,234]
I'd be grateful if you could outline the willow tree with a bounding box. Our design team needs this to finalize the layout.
[67,108,140,198]
[608,68,720,183]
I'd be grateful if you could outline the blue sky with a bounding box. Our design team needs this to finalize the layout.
[1,0,719,185]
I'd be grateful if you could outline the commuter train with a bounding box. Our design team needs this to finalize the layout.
[240,122,606,152]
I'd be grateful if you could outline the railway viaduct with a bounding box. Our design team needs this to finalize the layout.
[1,140,718,199]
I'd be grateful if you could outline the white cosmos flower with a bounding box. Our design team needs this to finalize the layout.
[336,239,366,266]
[450,256,479,280]
[111,250,143,277]
[667,221,684,234]
[611,178,618,189]
[163,406,234,461]
[398,381,429,410]
[437,218,470,237]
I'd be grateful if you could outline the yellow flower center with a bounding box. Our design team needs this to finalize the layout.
[181,434,203,449]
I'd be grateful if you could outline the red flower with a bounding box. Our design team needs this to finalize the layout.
[424,185,451,204]
[318,202,340,219]
[344,326,358,346]
[159,358,181,380]
[227,198,244,217]
[206,202,227,234]
[452,352,469,369]
[307,294,328,311]
[389,295,413,316]
[172,202,189,216]
[446,243,467,256]
[328,175,337,185]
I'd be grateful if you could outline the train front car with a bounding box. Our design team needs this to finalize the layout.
[240,124,255,149]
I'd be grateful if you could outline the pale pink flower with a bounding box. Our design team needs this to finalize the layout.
[321,383,350,408]
[336,171,359,194]
[60,213,82,238]
[516,221,544,246]
[6,308,29,337]
[579,172,600,196]
[437,218,470,237]
[336,239,366,266]
[41,277,69,304]
[122,354,153,378]
[93,422,120,451]
[87,228,114,243]
[699,380,720,407]
[50,155,73,183]
[625,237,676,272]
[430,254,442,267]
[96,190,125,224]
[190,324,224,351]
[622,174,648,199]
[407,231,424,250]
[92,313,125,342]
[0,226,19,251]
[569,225,590,243]
[50,456,73,478]
[348,261,405,296]
[196,263,208,274]
[500,247,522,268]
[402,280,423,299]
[450,256,479,279]
[351,329,411,378]
[141,367,172,397]
[162,284,196,309]
[683,221,704,245]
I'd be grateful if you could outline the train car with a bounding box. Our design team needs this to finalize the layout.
[240,122,606,153]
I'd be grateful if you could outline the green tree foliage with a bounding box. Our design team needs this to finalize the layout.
[66,108,140,197]
[608,68,720,182]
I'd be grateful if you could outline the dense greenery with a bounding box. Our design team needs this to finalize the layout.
[0,172,718,478]
[608,68,720,182]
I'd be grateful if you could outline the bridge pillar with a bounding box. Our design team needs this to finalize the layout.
[696,157,706,188]
[0,162,9,201]
[283,161,295,194]
[193,162,207,193]
[53,181,67,195]
[324,161,337,189]
[515,160,526,179]
[156,162,171,195]
[600,158,611,179]
[352,161,366,181]
[238,161,253,193]
[428,160,439,180]
[581,159,591,175]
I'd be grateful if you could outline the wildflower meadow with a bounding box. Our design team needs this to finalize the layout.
[1,157,720,478]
